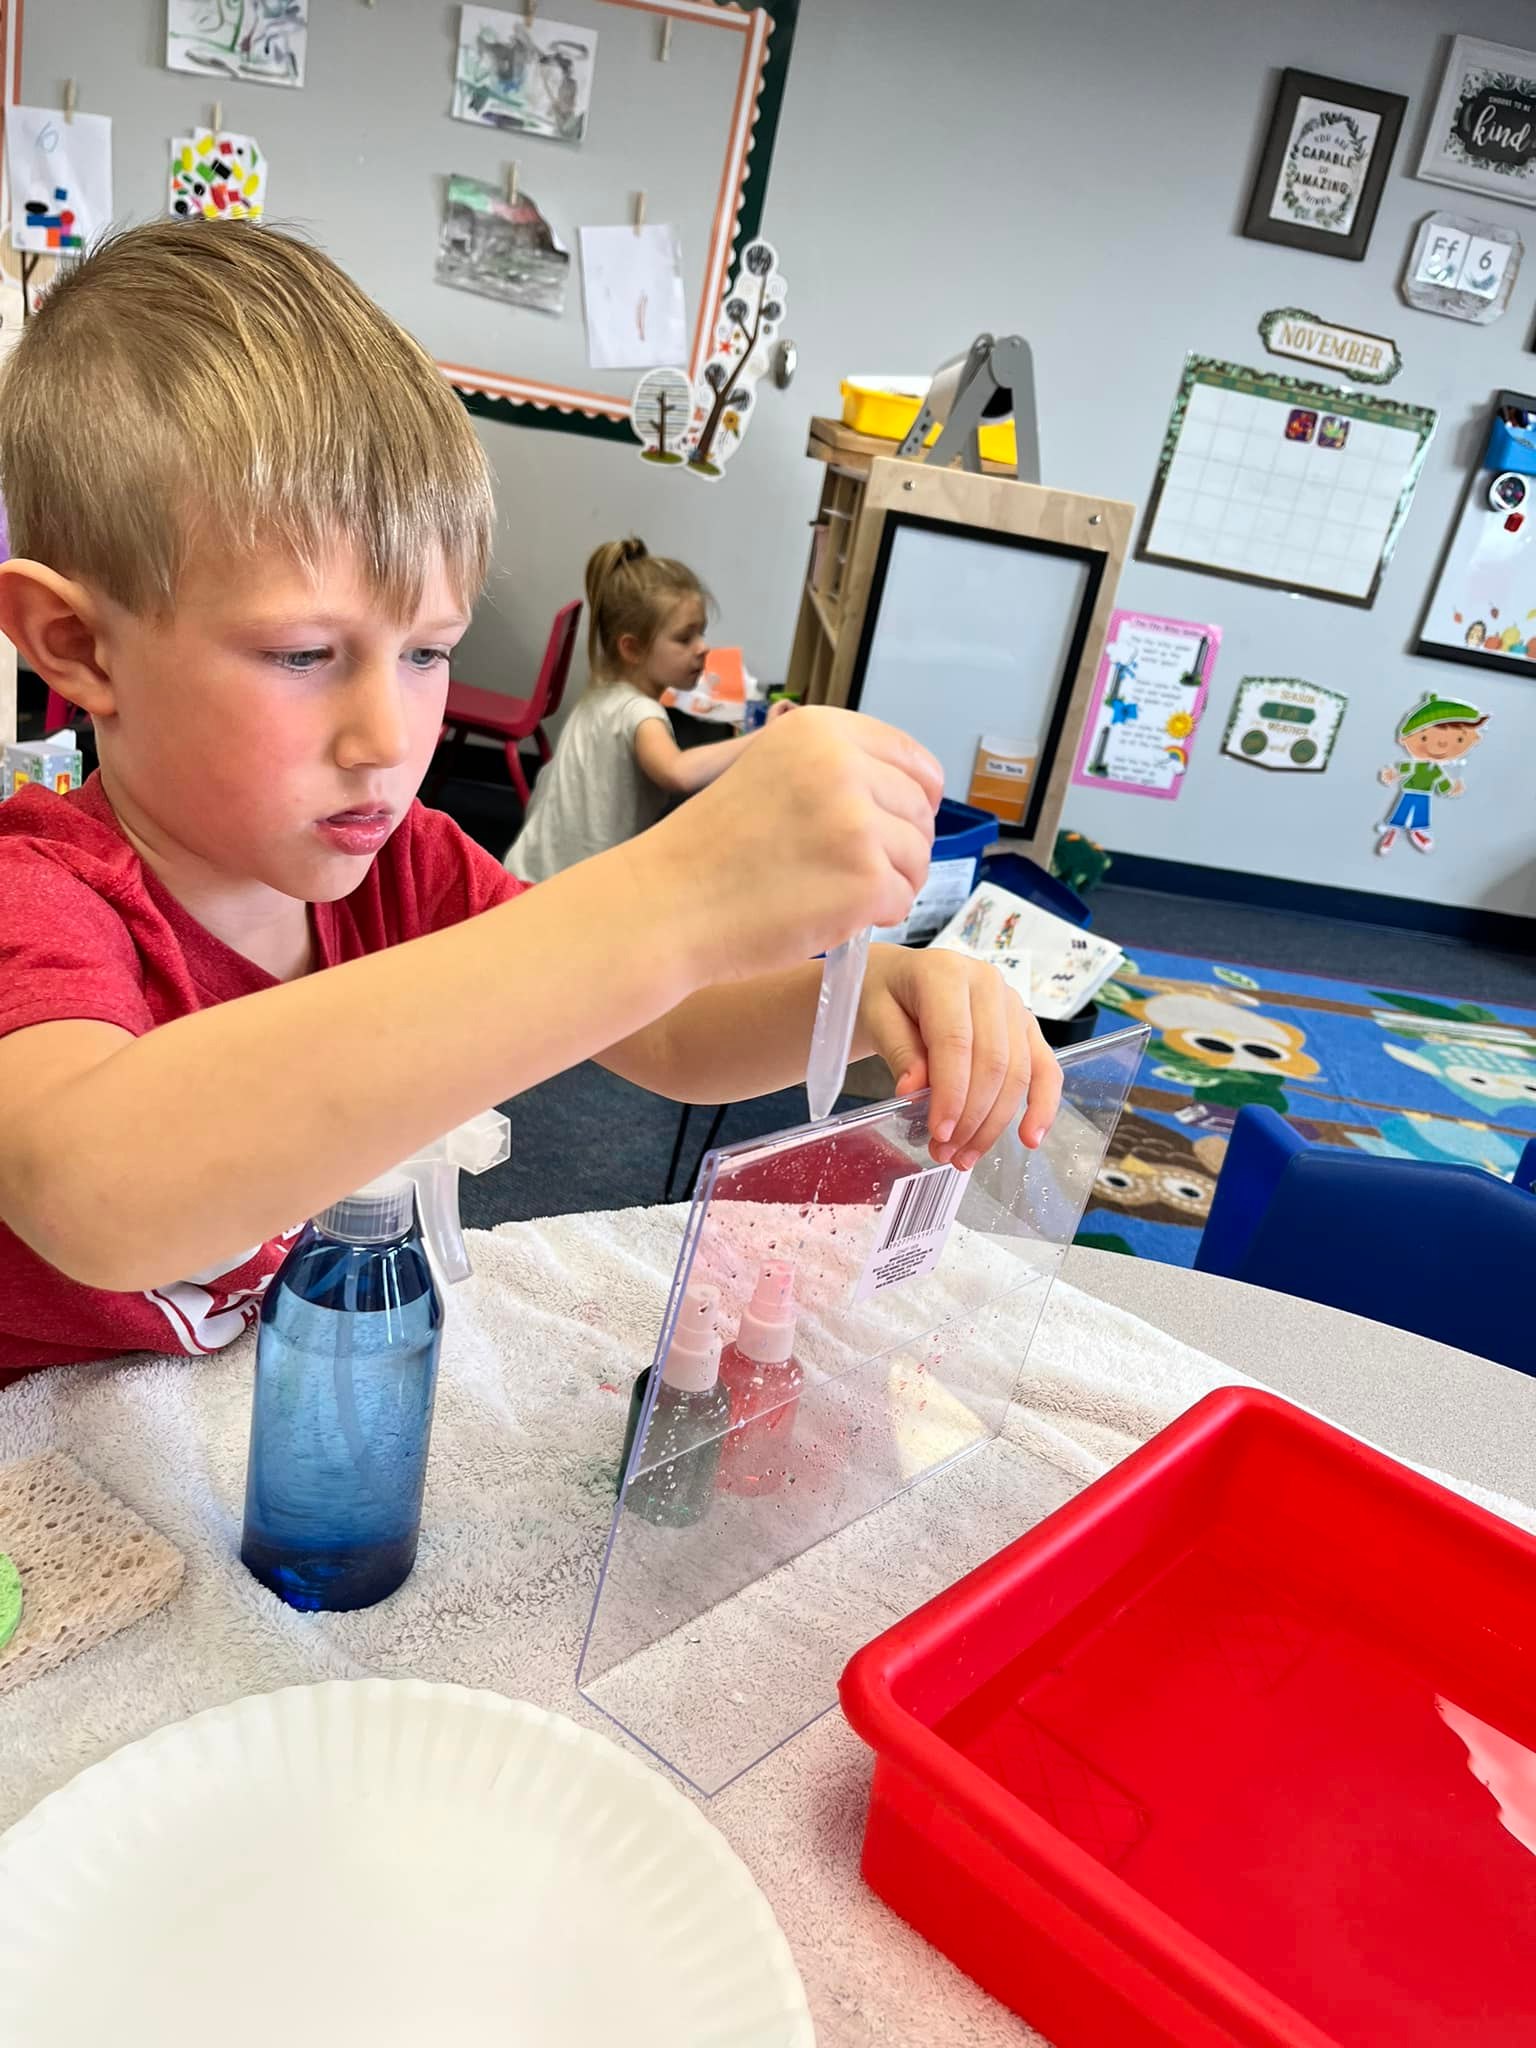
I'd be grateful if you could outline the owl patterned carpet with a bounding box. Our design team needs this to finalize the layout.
[1081,949,1536,1267]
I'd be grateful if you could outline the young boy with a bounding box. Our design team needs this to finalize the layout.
[0,221,1059,1372]
[1376,696,1488,856]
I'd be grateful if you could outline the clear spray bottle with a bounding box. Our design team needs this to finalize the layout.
[717,1260,804,1495]
[239,1110,509,1612]
[618,1283,732,1527]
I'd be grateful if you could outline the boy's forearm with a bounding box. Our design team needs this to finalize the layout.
[603,957,879,1104]
[34,841,703,1290]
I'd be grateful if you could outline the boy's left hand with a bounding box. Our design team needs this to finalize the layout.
[857,944,1062,1169]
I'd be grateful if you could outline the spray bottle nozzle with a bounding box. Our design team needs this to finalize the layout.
[316,1109,510,1286]
[661,1282,723,1393]
[736,1259,799,1366]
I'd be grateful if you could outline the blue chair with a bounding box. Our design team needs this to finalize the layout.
[1196,1106,1536,1376]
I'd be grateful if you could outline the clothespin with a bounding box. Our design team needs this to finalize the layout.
[506,162,520,207]
[658,16,673,59]
[633,190,646,234]
[62,79,77,124]
[210,101,223,135]
[524,0,537,21]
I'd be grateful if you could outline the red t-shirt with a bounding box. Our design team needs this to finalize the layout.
[0,775,526,1372]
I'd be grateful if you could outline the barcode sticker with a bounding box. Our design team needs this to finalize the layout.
[852,1164,973,1302]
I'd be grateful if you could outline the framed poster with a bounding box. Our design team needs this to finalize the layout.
[1242,69,1406,259]
[1221,677,1348,772]
[1139,357,1436,608]
[1071,610,1220,800]
[1418,37,1536,209]
[1417,390,1536,674]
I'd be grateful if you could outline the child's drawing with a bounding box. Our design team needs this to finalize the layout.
[7,106,112,256]
[579,225,686,370]
[436,174,569,316]
[169,130,266,221]
[166,0,307,89]
[453,6,597,145]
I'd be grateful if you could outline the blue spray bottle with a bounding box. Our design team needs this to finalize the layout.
[240,1110,509,1613]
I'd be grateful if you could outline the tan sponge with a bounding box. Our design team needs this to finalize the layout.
[0,1450,184,1693]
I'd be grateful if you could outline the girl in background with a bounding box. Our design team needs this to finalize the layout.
[505,537,784,882]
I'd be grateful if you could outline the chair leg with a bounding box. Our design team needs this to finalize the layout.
[686,1105,730,1197]
[664,1105,692,1202]
[533,723,553,765]
[505,740,532,809]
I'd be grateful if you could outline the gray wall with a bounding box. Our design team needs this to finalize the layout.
[22,0,1536,918]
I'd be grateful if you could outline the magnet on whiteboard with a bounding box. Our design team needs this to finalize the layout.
[1489,470,1527,514]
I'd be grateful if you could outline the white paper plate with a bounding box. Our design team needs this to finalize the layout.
[0,1679,814,2046]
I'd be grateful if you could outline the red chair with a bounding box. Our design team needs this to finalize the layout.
[437,598,581,808]
[43,687,81,733]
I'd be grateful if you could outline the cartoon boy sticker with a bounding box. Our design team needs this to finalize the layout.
[1377,695,1489,856]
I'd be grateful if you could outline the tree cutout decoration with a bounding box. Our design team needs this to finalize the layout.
[630,367,692,465]
[626,238,787,480]
[686,238,786,479]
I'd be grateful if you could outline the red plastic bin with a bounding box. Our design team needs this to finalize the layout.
[839,1387,1536,2048]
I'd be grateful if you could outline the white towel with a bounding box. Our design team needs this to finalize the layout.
[2,1209,1532,2048]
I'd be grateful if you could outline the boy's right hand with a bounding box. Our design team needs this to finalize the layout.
[639,706,942,984]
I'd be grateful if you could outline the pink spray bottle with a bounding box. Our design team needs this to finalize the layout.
[717,1259,804,1496]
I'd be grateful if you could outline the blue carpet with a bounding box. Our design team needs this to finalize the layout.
[1082,949,1536,1266]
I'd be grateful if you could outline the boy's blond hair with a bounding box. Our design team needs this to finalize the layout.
[0,220,494,619]
[584,536,708,681]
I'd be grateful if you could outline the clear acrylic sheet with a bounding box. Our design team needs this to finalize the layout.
[577,1025,1149,1794]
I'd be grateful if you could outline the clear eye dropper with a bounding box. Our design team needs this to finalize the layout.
[806,926,871,1122]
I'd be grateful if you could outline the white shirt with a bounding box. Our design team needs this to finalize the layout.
[504,681,670,883]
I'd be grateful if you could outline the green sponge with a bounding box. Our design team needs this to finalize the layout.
[0,1551,20,1652]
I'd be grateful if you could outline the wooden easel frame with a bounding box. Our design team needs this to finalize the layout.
[814,456,1132,868]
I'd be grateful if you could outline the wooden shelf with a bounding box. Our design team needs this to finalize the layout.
[807,584,840,649]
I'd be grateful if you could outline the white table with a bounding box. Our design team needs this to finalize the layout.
[2,1216,1529,2048]
[1063,1245,1536,1508]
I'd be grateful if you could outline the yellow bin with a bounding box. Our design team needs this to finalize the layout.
[840,376,1017,466]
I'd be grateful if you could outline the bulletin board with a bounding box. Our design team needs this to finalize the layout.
[10,0,798,449]
[445,0,799,446]
[1417,390,1536,675]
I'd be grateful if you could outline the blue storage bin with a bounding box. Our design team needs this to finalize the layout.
[979,850,1092,928]
[934,797,997,867]
[1485,413,1536,477]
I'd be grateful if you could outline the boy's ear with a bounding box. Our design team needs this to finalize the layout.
[0,561,118,720]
